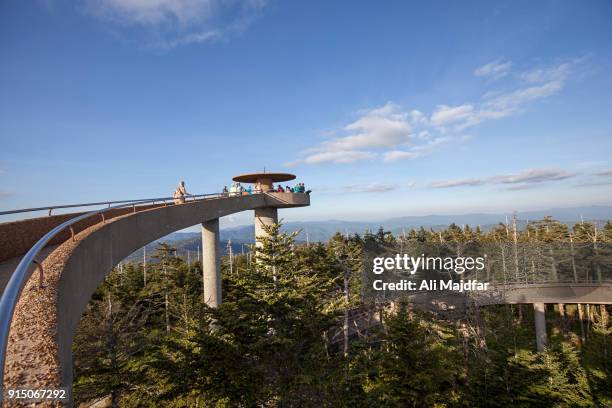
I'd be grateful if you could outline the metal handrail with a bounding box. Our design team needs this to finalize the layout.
[0,192,223,389]
[0,193,218,216]
[0,190,309,216]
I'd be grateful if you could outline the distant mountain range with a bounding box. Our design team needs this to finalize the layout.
[124,205,611,263]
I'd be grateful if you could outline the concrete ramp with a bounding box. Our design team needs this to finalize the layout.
[1,193,309,398]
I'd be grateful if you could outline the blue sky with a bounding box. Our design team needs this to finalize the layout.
[1,0,611,227]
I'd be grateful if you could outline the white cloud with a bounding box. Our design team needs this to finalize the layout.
[290,102,474,166]
[286,150,376,166]
[492,168,576,184]
[505,184,540,191]
[483,80,564,113]
[520,63,570,84]
[578,181,612,187]
[341,102,412,149]
[430,168,576,189]
[383,150,422,162]
[430,104,474,127]
[454,63,572,130]
[289,59,576,167]
[339,114,412,150]
[85,0,266,48]
[155,28,223,48]
[86,0,216,25]
[289,102,414,165]
[410,110,427,125]
[383,136,467,163]
[474,59,512,79]
[430,178,486,188]
[343,183,398,193]
[596,169,612,177]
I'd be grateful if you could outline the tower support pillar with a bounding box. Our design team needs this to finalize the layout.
[254,207,278,246]
[202,218,221,307]
[534,302,547,351]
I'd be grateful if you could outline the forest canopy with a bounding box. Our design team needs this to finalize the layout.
[73,219,612,407]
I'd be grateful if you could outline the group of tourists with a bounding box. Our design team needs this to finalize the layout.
[173,179,310,204]
[276,182,307,193]
[223,182,252,196]
[221,181,309,197]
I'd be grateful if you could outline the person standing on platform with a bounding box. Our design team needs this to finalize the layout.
[173,180,190,204]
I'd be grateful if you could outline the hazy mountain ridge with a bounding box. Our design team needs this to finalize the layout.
[121,205,611,263]
[225,205,610,241]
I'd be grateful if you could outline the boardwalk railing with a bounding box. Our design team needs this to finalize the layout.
[0,193,217,216]
[0,192,223,388]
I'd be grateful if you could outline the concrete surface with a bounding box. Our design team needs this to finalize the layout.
[202,218,221,307]
[534,302,548,351]
[3,192,309,397]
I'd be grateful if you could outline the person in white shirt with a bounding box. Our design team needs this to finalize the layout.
[173,180,189,204]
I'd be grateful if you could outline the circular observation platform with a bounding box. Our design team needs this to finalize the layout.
[232,172,296,184]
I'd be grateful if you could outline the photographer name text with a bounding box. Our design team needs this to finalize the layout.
[371,254,490,292]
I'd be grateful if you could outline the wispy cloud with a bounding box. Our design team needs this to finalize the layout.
[492,168,575,184]
[288,102,468,166]
[430,168,576,189]
[596,169,612,177]
[84,0,267,48]
[578,181,612,187]
[383,135,468,163]
[343,183,398,193]
[86,0,216,25]
[474,59,512,79]
[446,62,573,131]
[154,28,225,49]
[288,102,414,166]
[520,63,571,84]
[505,184,541,191]
[383,150,421,162]
[291,150,376,166]
[430,178,486,188]
[290,59,577,167]
[336,103,413,150]
[430,104,474,127]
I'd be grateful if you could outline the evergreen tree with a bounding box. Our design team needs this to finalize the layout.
[73,217,612,406]
[355,303,463,407]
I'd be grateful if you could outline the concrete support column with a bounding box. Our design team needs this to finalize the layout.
[534,302,547,351]
[202,218,221,307]
[254,207,278,246]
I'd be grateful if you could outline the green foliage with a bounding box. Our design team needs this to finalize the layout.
[581,310,612,407]
[73,218,611,407]
[352,304,463,407]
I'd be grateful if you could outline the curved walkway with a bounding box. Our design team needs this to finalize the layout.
[2,193,308,395]
[1,193,608,401]
[405,283,612,311]
[478,282,612,305]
